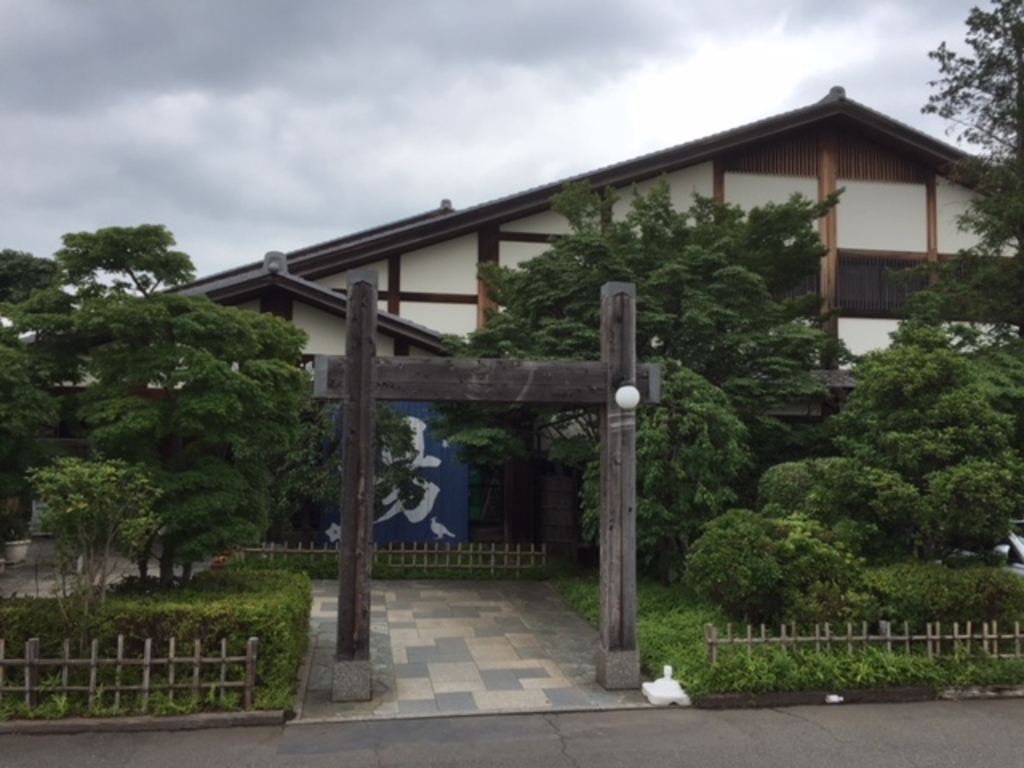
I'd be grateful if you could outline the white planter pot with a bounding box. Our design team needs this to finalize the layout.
[3,539,30,565]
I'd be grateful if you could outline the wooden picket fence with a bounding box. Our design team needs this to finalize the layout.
[0,636,259,711]
[239,541,547,576]
[705,621,1024,665]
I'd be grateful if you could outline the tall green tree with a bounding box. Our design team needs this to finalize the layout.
[923,0,1024,334]
[438,181,835,579]
[11,225,309,584]
[0,249,57,305]
[772,306,1024,563]
[0,330,56,509]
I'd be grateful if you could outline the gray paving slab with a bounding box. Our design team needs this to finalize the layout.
[297,578,649,721]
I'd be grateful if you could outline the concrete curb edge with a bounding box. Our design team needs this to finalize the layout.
[0,709,285,735]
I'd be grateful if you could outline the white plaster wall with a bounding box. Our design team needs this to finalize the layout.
[612,162,716,218]
[838,317,900,357]
[836,180,927,252]
[399,301,478,337]
[315,260,390,291]
[500,241,553,270]
[233,299,261,313]
[292,302,347,356]
[401,235,478,294]
[936,176,980,254]
[291,302,396,357]
[499,209,573,235]
[724,173,819,212]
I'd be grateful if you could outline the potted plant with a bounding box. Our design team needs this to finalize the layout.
[0,499,31,564]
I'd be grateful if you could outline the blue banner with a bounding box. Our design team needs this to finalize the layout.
[317,402,469,545]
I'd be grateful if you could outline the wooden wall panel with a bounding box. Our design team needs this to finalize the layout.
[837,134,926,183]
[725,134,817,177]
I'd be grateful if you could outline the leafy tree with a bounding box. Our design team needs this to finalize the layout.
[30,458,160,644]
[0,249,57,305]
[922,0,1024,334]
[776,313,1024,563]
[11,225,309,584]
[0,331,56,508]
[438,181,835,579]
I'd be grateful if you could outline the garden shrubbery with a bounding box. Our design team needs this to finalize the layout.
[863,563,1024,630]
[684,509,865,626]
[0,569,312,714]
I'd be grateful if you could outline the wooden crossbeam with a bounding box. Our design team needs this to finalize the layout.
[320,270,643,700]
[314,356,661,405]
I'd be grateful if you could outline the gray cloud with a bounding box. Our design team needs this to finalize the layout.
[0,0,981,273]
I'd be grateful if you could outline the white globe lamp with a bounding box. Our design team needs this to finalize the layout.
[614,384,641,410]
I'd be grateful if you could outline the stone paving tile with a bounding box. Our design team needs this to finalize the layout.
[298,579,648,722]
[473,689,550,712]
[405,645,442,664]
[521,676,573,690]
[427,661,483,683]
[397,699,438,716]
[435,691,478,713]
[515,646,550,660]
[396,678,435,701]
[471,625,515,637]
[544,687,591,708]
[512,666,552,680]
[419,625,475,641]
[393,661,430,679]
[480,669,523,691]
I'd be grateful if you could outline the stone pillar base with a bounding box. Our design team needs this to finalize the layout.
[332,659,373,702]
[596,647,640,690]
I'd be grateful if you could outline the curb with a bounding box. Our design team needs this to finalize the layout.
[696,687,937,709]
[0,709,285,736]
[938,685,1024,700]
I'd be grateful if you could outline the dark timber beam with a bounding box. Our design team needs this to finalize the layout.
[314,357,662,405]
[596,282,639,689]
[332,270,377,702]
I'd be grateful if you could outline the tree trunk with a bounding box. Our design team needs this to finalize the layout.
[159,540,176,587]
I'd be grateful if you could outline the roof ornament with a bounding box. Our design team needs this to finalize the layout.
[263,251,288,274]
[440,198,453,211]
[820,85,847,103]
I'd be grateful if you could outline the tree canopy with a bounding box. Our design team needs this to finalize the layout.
[438,180,836,580]
[0,249,57,306]
[923,0,1024,334]
[10,225,309,583]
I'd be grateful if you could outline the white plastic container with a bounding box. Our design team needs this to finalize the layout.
[642,666,692,707]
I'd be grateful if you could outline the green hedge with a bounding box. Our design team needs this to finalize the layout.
[863,563,1024,629]
[554,570,1024,700]
[0,570,312,715]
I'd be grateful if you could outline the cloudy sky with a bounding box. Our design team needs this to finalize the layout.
[1,0,977,278]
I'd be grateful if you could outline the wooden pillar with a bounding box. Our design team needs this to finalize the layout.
[596,281,639,689]
[926,173,939,285]
[817,131,839,341]
[477,225,500,328]
[332,270,377,702]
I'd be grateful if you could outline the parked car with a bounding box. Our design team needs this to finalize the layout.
[993,520,1024,578]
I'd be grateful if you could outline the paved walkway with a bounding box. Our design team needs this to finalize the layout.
[297,579,648,721]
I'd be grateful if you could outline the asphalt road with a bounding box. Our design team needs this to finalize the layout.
[2,700,1022,768]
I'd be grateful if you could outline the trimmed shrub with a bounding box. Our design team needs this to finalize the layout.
[685,509,865,625]
[0,569,312,712]
[864,563,1024,630]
